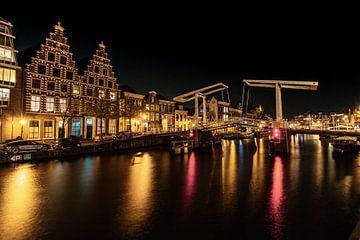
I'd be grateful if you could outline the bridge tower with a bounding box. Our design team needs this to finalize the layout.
[243,79,318,153]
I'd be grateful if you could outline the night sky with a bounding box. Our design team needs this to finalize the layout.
[3,7,359,118]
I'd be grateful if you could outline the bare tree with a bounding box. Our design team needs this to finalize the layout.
[92,98,120,140]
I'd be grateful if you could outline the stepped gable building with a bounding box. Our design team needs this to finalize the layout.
[79,41,120,138]
[0,17,22,142]
[21,22,82,140]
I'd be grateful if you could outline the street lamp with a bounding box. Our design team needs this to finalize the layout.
[20,119,26,139]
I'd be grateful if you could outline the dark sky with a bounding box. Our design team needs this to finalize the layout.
[3,7,360,118]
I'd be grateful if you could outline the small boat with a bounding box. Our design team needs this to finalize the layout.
[330,136,360,152]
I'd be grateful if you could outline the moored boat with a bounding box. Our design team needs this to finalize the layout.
[330,136,360,152]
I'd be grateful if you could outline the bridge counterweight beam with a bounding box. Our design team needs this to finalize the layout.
[275,83,283,122]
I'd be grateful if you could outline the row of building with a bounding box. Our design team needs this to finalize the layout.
[0,18,262,143]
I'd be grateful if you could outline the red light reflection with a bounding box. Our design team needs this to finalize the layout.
[182,152,196,219]
[268,156,285,238]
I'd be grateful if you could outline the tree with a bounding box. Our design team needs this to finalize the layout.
[58,96,74,139]
[92,98,120,140]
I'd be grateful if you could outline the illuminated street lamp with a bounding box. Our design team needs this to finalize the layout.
[20,119,26,139]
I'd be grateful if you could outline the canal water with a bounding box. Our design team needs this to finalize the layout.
[1,135,360,239]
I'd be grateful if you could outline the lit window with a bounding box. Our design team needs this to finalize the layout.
[109,119,116,134]
[59,98,67,113]
[110,91,116,101]
[31,95,41,112]
[99,89,105,99]
[0,47,14,62]
[0,67,16,84]
[146,104,149,110]
[0,87,10,106]
[29,120,40,139]
[44,120,53,138]
[72,85,80,95]
[96,118,106,135]
[46,97,54,112]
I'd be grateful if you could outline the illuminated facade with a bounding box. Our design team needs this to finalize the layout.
[175,105,188,131]
[80,41,119,138]
[119,86,145,133]
[0,17,21,142]
[19,23,120,141]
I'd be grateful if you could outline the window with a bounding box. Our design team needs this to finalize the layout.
[109,119,116,134]
[99,79,104,86]
[88,76,94,84]
[29,120,40,139]
[47,52,55,62]
[108,81,113,88]
[85,101,92,112]
[60,84,68,92]
[0,47,14,62]
[47,81,55,91]
[96,118,106,135]
[59,98,67,113]
[60,56,67,65]
[66,71,73,80]
[31,95,41,112]
[87,88,93,96]
[71,119,81,136]
[46,97,54,112]
[44,120,53,138]
[99,89,105,99]
[94,66,99,73]
[72,99,80,114]
[0,88,10,106]
[37,64,46,74]
[110,91,116,101]
[52,68,61,77]
[72,85,80,95]
[146,104,149,110]
[0,67,16,84]
[103,69,108,76]
[32,79,41,89]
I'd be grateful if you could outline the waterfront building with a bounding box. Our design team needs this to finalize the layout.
[159,96,175,132]
[19,22,83,140]
[0,17,22,142]
[78,41,120,138]
[175,105,188,131]
[119,85,145,133]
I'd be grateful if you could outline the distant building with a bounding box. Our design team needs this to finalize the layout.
[175,104,188,131]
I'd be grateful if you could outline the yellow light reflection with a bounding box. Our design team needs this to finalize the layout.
[248,138,266,211]
[120,153,153,235]
[0,165,41,239]
[222,140,237,209]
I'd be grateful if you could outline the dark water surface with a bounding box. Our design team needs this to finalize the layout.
[1,135,360,239]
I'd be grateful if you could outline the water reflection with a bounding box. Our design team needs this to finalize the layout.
[119,153,154,236]
[221,140,238,210]
[0,165,41,239]
[182,152,196,218]
[268,156,284,239]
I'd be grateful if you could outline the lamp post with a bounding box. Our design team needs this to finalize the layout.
[20,119,26,139]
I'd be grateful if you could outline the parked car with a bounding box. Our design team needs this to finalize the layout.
[0,140,50,154]
[56,136,84,149]
[94,134,116,142]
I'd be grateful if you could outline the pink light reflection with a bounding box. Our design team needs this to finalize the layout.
[268,156,285,238]
[182,152,196,218]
